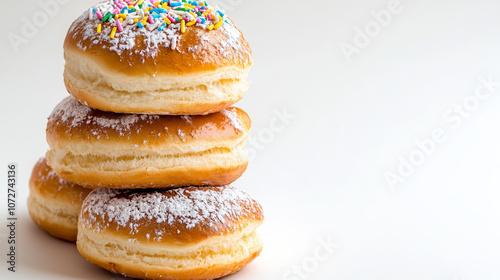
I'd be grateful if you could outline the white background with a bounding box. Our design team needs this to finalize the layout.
[2,0,500,279]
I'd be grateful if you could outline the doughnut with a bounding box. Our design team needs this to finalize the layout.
[63,0,252,115]
[77,186,264,280]
[27,158,92,242]
[46,97,250,189]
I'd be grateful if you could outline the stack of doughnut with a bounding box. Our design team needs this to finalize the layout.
[27,0,263,279]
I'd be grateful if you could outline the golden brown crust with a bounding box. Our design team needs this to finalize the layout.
[46,97,250,145]
[64,17,252,76]
[79,186,264,244]
[55,162,248,189]
[29,158,91,203]
[28,158,91,242]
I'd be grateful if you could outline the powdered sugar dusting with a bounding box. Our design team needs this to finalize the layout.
[177,129,186,141]
[181,115,192,124]
[36,158,74,191]
[41,167,75,192]
[218,22,247,59]
[34,158,91,201]
[74,11,181,57]
[221,109,243,131]
[81,186,262,239]
[50,96,92,127]
[49,97,160,136]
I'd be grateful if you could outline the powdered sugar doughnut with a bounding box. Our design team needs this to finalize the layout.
[46,96,250,189]
[77,185,264,280]
[27,158,92,242]
[64,0,252,115]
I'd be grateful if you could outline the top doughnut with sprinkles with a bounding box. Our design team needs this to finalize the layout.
[64,0,252,69]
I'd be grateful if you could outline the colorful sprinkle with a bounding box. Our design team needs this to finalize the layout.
[116,18,123,32]
[88,0,228,38]
[166,15,175,23]
[186,19,196,27]
[151,8,167,13]
[102,11,112,22]
[214,16,223,29]
[110,26,117,39]
[96,11,103,20]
